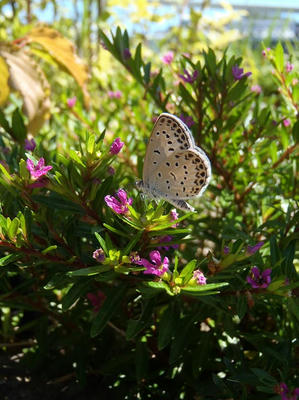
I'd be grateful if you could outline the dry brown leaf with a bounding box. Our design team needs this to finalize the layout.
[0,56,9,106]
[27,26,90,107]
[0,43,51,134]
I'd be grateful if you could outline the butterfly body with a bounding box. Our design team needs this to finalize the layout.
[137,113,211,212]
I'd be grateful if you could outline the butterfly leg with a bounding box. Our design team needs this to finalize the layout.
[167,199,195,212]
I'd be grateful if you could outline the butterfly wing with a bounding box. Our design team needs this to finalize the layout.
[143,113,194,185]
[148,149,211,200]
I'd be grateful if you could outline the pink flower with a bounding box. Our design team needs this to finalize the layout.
[246,266,272,289]
[246,241,264,255]
[179,114,195,128]
[93,248,105,262]
[276,382,299,400]
[170,208,179,227]
[134,250,169,277]
[251,85,262,94]
[179,69,198,84]
[232,65,252,81]
[193,269,207,285]
[283,118,291,127]
[161,51,174,65]
[26,157,52,179]
[262,47,271,57]
[110,138,124,155]
[286,61,294,73]
[24,138,36,151]
[67,96,77,108]
[104,189,133,214]
[108,90,122,99]
[157,235,179,251]
[87,290,106,312]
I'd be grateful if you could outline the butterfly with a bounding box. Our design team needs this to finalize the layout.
[136,113,212,211]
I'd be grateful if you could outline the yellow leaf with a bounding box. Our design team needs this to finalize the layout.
[0,43,51,134]
[0,56,9,106]
[27,26,90,107]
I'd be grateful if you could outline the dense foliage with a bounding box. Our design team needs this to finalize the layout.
[0,2,298,399]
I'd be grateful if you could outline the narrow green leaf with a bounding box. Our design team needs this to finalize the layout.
[274,42,284,72]
[41,245,57,255]
[90,285,127,337]
[8,218,19,240]
[0,253,21,266]
[179,259,197,284]
[68,264,111,276]
[12,109,27,142]
[158,302,178,350]
[123,231,143,255]
[103,223,128,238]
[69,150,85,167]
[62,280,90,311]
[95,232,108,255]
[126,299,155,340]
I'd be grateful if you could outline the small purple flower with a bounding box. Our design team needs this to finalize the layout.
[134,250,169,277]
[104,189,133,215]
[247,241,264,255]
[232,65,252,81]
[110,138,124,155]
[93,248,105,262]
[107,166,115,175]
[179,114,195,128]
[193,269,207,285]
[123,48,131,60]
[170,208,179,227]
[283,118,291,127]
[251,84,262,94]
[130,252,141,264]
[24,138,36,151]
[223,246,230,255]
[246,266,272,289]
[67,96,77,108]
[87,290,106,312]
[179,69,198,84]
[276,382,299,400]
[161,51,174,65]
[262,47,271,57]
[108,90,122,99]
[26,157,52,179]
[286,61,294,73]
[157,235,179,251]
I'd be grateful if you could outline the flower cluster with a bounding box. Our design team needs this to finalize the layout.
[24,138,36,151]
[157,235,179,251]
[67,96,77,108]
[93,248,105,262]
[193,269,207,285]
[134,250,169,277]
[105,189,132,215]
[108,90,122,99]
[26,157,52,179]
[276,382,299,400]
[110,137,124,155]
[232,65,252,81]
[246,266,272,289]
[179,69,198,84]
[180,114,195,128]
[161,51,174,65]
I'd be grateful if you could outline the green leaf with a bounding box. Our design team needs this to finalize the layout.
[69,150,85,167]
[292,120,299,142]
[158,302,178,350]
[179,259,197,284]
[274,42,284,72]
[0,253,21,266]
[12,108,27,142]
[181,282,228,293]
[19,159,30,180]
[95,232,108,255]
[126,299,155,340]
[135,341,149,382]
[8,217,19,240]
[32,194,84,213]
[62,280,90,311]
[0,109,12,134]
[103,223,128,238]
[41,245,57,254]
[67,264,111,276]
[146,281,174,296]
[123,231,143,255]
[0,162,11,180]
[270,236,280,267]
[90,285,127,337]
